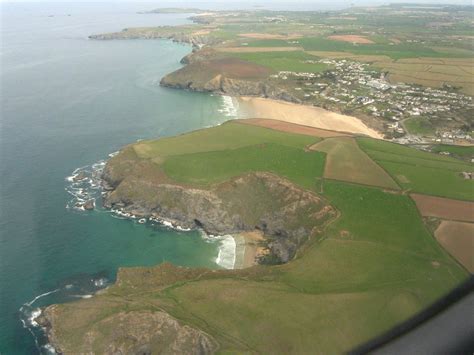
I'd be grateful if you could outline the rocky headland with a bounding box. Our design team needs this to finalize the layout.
[101,146,336,263]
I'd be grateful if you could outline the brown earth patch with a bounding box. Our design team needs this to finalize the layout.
[328,35,374,44]
[236,118,351,138]
[310,137,400,190]
[216,46,302,53]
[210,58,273,79]
[435,221,474,273]
[411,193,474,223]
[239,33,302,40]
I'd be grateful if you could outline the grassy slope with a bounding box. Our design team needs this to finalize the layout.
[163,143,325,189]
[358,137,474,200]
[50,125,470,353]
[133,122,319,159]
[431,144,474,159]
[150,181,467,353]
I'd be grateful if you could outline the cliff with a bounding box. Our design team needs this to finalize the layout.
[160,58,301,103]
[103,161,336,263]
[89,27,222,48]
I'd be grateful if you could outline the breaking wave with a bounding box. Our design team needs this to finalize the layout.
[201,233,236,269]
[19,275,110,354]
[65,154,116,211]
[218,95,238,118]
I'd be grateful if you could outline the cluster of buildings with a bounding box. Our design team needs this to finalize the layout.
[271,58,473,142]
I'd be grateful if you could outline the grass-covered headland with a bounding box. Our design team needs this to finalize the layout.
[40,120,471,354]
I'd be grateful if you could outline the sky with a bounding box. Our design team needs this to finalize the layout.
[0,0,472,3]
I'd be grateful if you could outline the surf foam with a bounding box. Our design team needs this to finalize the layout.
[201,232,237,269]
[218,95,238,118]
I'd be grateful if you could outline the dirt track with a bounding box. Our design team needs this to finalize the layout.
[328,35,374,44]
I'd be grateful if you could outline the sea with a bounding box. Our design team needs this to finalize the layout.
[0,1,359,353]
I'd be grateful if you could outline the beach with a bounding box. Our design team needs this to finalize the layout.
[233,230,266,269]
[237,96,383,138]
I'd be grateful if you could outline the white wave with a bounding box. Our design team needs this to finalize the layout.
[29,308,42,327]
[215,235,237,269]
[42,344,57,354]
[218,95,238,118]
[25,289,60,307]
[200,232,236,269]
[94,278,108,287]
[72,294,93,299]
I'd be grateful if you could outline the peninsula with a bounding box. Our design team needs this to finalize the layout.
[40,4,473,354]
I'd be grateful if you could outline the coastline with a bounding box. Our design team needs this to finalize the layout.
[236,96,383,139]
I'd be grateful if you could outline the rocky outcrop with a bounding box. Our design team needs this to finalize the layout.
[38,305,218,354]
[160,65,300,103]
[102,162,336,263]
[89,28,221,49]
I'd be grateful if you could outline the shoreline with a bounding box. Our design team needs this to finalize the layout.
[236,96,383,139]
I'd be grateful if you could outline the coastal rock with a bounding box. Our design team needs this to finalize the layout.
[102,157,336,263]
[160,58,301,103]
[39,304,218,354]
[83,199,95,210]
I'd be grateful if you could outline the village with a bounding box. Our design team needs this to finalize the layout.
[271,58,473,144]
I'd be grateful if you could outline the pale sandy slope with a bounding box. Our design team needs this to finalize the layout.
[237,97,383,139]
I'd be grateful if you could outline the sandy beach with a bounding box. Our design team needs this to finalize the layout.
[233,230,266,269]
[237,97,383,138]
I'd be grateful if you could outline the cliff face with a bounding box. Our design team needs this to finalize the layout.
[160,59,301,103]
[102,156,336,263]
[38,304,218,354]
[89,28,221,48]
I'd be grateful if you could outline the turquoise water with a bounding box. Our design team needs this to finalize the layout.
[0,3,236,353]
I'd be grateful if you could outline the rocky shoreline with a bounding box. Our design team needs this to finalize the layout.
[101,161,337,264]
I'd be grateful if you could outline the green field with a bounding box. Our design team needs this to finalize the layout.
[133,122,319,159]
[431,144,474,161]
[231,51,329,72]
[404,117,436,136]
[49,179,467,353]
[163,143,325,189]
[357,137,474,200]
[311,137,400,189]
[245,36,471,60]
[48,122,472,353]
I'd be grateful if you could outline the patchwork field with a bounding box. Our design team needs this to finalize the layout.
[374,58,474,95]
[328,34,375,44]
[228,51,329,72]
[435,221,474,272]
[310,137,400,189]
[358,138,474,200]
[44,121,471,353]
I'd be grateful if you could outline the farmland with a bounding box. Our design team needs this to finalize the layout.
[91,4,474,140]
[310,137,400,189]
[357,137,474,200]
[45,120,470,353]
